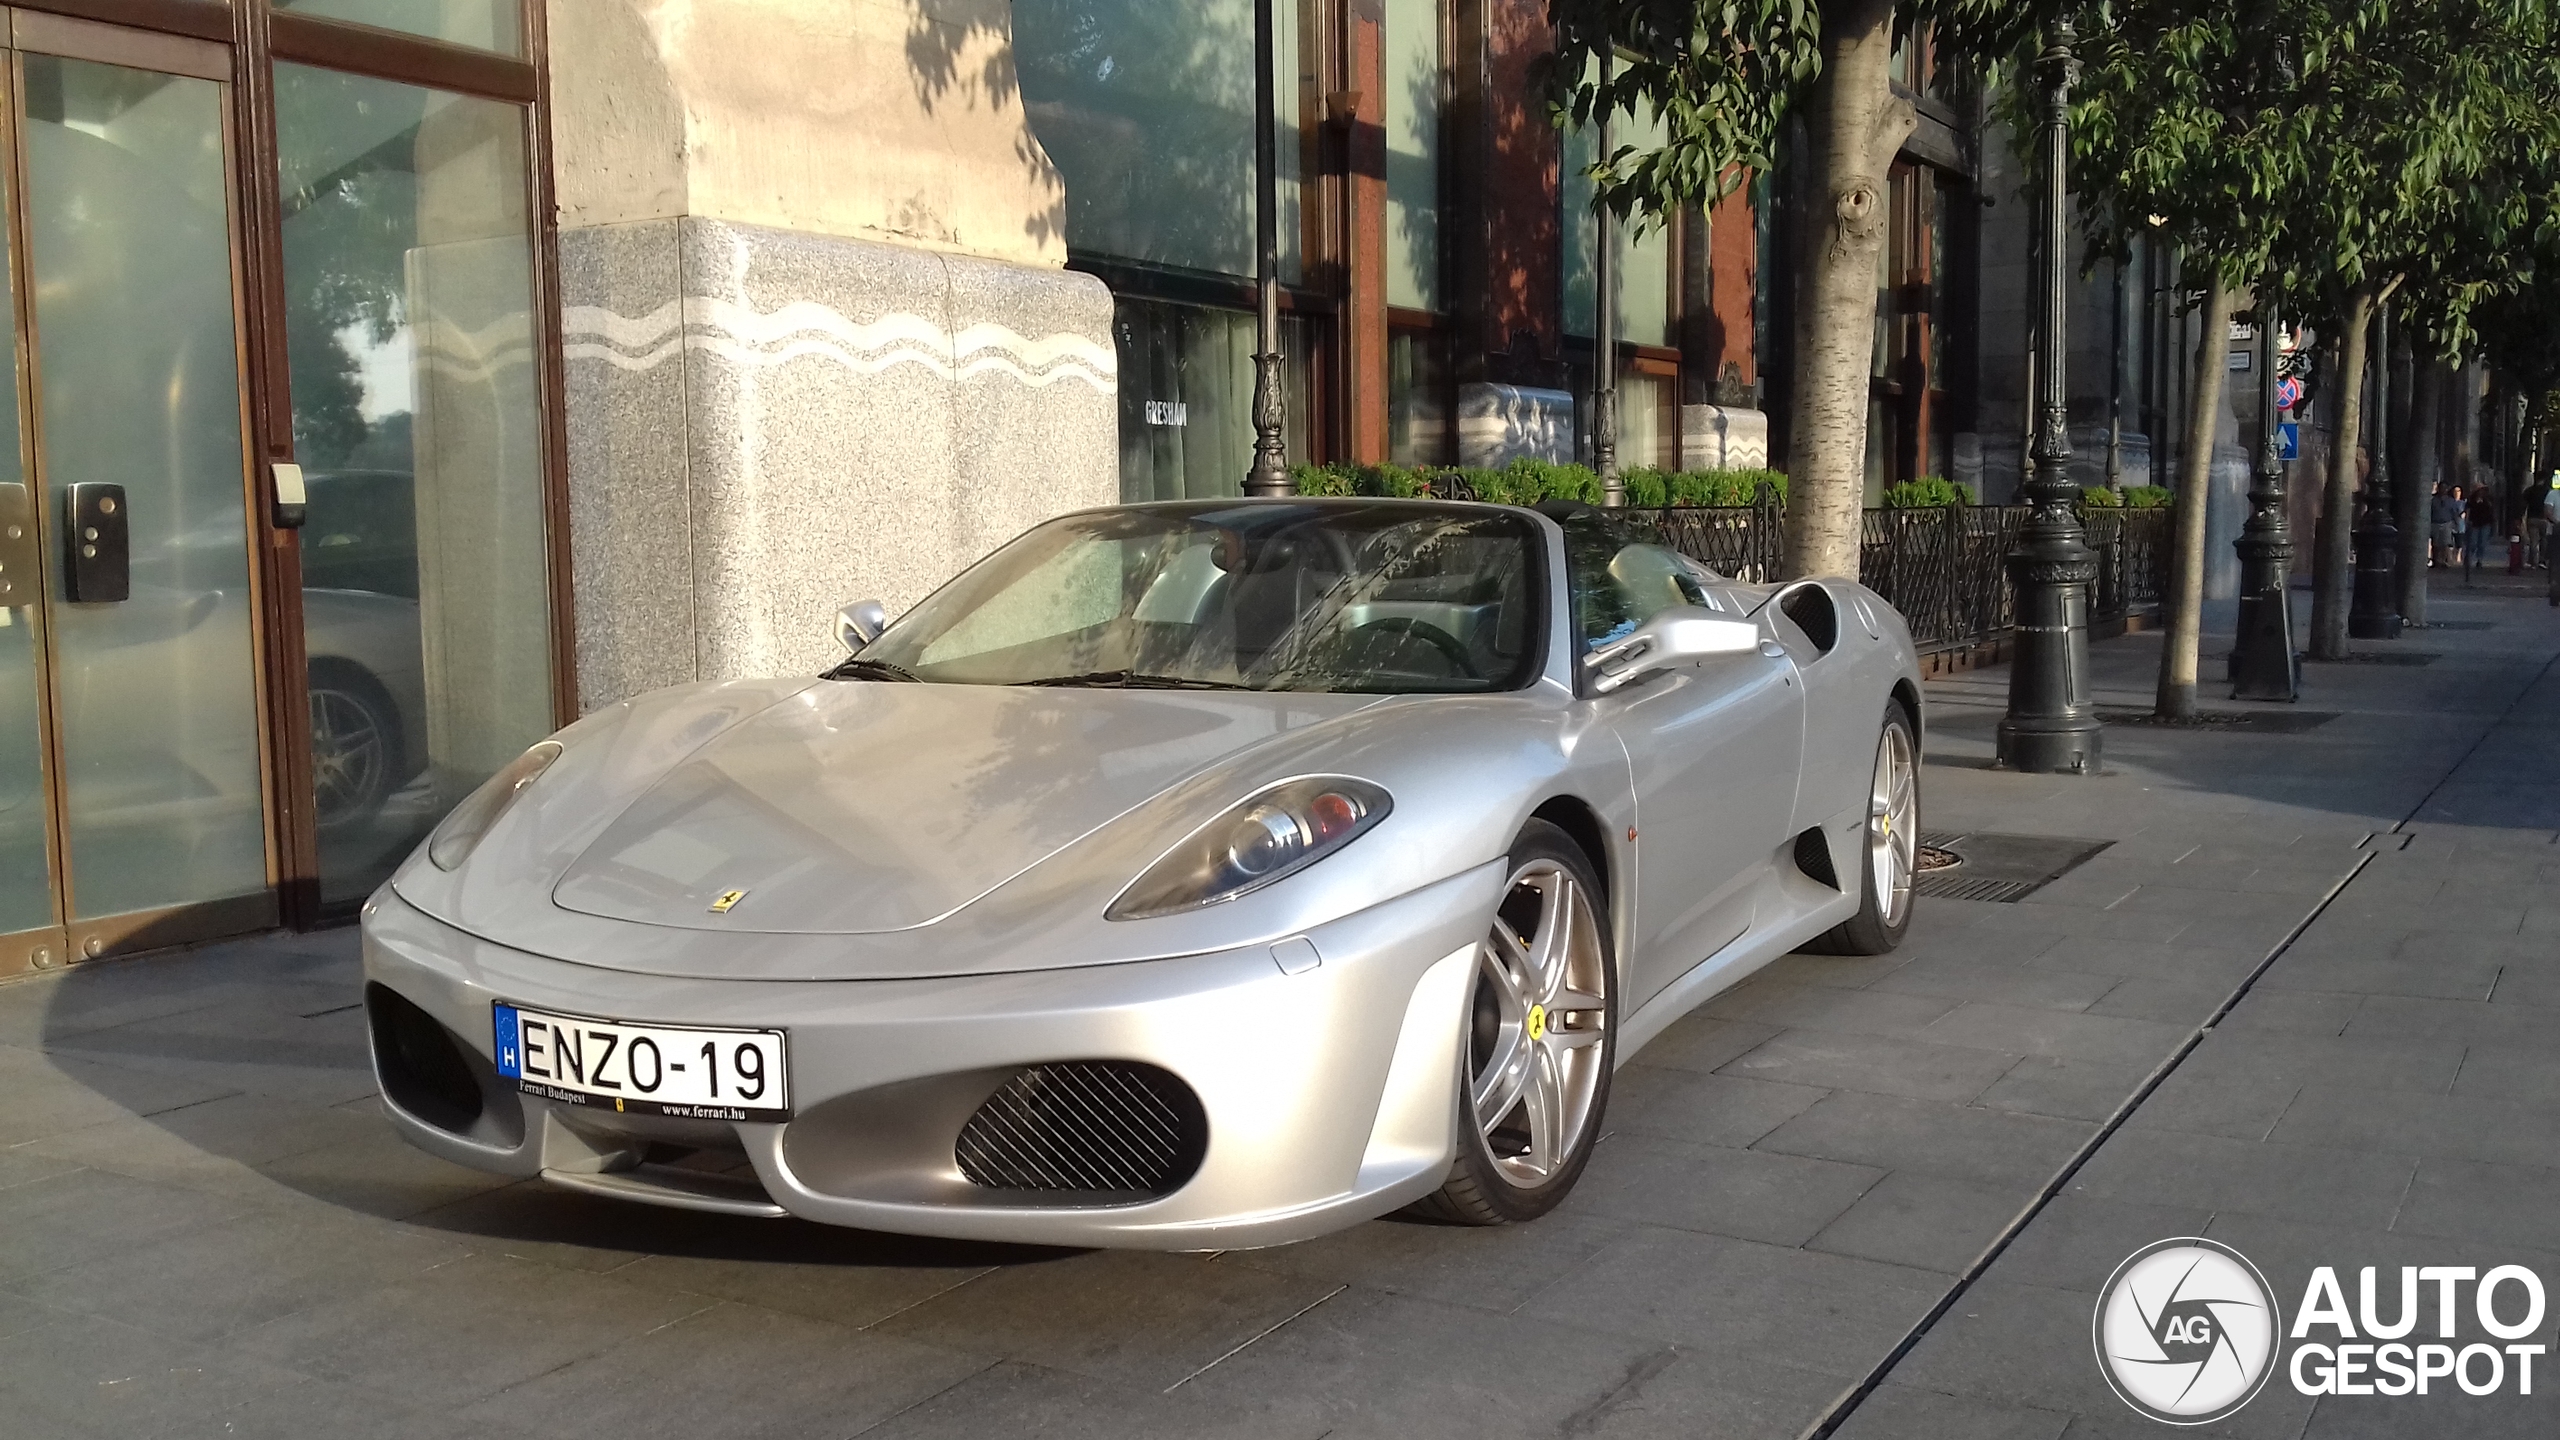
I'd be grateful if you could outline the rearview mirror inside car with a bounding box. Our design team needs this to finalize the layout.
[836,598,888,653]
[1583,607,1761,694]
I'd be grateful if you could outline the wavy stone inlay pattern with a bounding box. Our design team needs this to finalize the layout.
[562,298,1115,390]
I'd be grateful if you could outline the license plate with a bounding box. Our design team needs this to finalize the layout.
[493,1003,788,1123]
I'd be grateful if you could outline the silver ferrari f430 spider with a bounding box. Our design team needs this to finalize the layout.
[363,498,1924,1248]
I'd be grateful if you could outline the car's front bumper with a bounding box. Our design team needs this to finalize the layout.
[359,863,1501,1250]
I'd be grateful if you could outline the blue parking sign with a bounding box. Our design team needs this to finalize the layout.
[2278,422,2299,460]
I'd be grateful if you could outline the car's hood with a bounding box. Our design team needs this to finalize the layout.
[547,682,1382,935]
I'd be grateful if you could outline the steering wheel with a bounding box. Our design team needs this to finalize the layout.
[1345,616,1479,679]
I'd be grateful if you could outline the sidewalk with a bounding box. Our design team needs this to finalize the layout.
[0,577,2553,1440]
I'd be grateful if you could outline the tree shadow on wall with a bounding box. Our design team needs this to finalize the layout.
[911,0,1283,276]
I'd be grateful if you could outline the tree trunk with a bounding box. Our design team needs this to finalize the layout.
[2395,353,2439,625]
[2154,276,2235,720]
[1780,0,1911,579]
[2309,286,2376,659]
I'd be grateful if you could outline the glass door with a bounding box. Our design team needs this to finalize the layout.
[0,22,275,974]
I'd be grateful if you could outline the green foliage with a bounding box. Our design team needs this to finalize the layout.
[1290,460,1786,508]
[2078,485,2124,508]
[2122,485,2176,509]
[1547,1,2056,223]
[1882,476,1976,508]
[2046,0,2560,353]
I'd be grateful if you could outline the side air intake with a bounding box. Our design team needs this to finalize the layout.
[954,1061,1208,1199]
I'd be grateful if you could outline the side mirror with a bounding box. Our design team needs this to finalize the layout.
[835,598,888,653]
[1583,606,1760,694]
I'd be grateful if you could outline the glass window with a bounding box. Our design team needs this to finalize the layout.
[274,66,553,905]
[1015,0,1303,280]
[275,0,523,56]
[1563,101,1671,346]
[861,504,1544,693]
[1389,327,1451,465]
[1555,515,1708,652]
[1113,297,1313,502]
[1385,0,1442,311]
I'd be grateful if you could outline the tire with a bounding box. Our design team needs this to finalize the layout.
[1412,819,1616,1225]
[1806,700,1919,956]
[308,665,402,833]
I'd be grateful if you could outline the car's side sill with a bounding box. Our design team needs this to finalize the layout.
[1614,893,1857,1064]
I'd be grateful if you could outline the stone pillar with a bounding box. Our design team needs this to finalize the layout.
[548,0,1118,708]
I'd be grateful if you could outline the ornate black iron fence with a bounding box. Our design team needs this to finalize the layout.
[1630,504,2172,654]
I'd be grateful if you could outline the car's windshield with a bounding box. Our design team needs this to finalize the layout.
[856,502,1545,692]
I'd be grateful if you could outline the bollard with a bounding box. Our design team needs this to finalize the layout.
[2511,534,2524,575]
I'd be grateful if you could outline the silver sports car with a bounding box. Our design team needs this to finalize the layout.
[363,499,1924,1248]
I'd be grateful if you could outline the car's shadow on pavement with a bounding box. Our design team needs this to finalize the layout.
[25,921,1082,1276]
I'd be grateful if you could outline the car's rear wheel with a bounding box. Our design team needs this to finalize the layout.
[1414,819,1615,1225]
[1807,700,1919,956]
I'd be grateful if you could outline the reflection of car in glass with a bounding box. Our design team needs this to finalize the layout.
[304,587,425,832]
[299,469,420,600]
[364,500,1924,1248]
[146,490,427,833]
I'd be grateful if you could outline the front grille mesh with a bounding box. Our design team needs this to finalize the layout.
[955,1062,1208,1197]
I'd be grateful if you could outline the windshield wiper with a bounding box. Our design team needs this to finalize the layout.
[823,657,921,682]
[1017,670,1258,691]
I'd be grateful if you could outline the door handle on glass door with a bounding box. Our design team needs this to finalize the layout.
[0,482,32,605]
[63,482,128,603]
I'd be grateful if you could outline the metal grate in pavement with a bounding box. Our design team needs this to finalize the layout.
[2096,706,2338,733]
[1912,830,2113,903]
[2304,651,2439,666]
[2410,619,2494,630]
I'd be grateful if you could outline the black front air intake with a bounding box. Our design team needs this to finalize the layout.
[955,1061,1208,1198]
[367,982,484,1132]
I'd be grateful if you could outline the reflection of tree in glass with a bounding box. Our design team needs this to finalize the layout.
[1012,0,1258,276]
[281,136,419,468]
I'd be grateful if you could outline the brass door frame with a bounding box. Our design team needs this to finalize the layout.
[0,12,282,977]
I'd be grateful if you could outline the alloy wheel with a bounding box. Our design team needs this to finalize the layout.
[1868,720,1918,928]
[310,685,390,830]
[1467,859,1609,1189]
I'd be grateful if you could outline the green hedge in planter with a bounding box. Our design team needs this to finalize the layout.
[2122,485,2174,509]
[1293,458,1785,509]
[1881,476,1974,508]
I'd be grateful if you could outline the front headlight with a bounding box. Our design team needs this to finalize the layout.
[427,740,564,870]
[1107,776,1392,920]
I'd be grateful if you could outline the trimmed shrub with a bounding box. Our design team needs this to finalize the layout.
[2078,485,2124,508]
[2122,484,2175,509]
[1882,476,1975,508]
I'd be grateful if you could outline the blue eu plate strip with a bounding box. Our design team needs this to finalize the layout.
[493,1004,522,1078]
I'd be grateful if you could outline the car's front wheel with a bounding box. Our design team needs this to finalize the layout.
[1414,819,1616,1225]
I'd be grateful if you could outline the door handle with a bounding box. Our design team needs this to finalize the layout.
[64,481,128,603]
[0,481,32,606]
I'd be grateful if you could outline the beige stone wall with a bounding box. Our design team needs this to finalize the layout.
[548,0,1067,267]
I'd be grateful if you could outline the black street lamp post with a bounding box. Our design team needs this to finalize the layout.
[1243,0,1291,497]
[1996,20,2102,775]
[1594,56,1622,506]
[2349,305,2401,638]
[2229,292,2301,699]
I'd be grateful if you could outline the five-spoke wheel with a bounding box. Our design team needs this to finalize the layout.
[1418,819,1615,1223]
[1867,714,1918,930]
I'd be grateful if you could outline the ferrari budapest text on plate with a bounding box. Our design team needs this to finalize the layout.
[494,1003,789,1122]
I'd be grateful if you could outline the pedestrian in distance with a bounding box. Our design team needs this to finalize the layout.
[2431,482,2461,568]
[2532,475,2554,569]
[2463,485,2498,583]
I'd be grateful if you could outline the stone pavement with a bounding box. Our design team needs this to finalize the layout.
[1,576,2554,1440]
